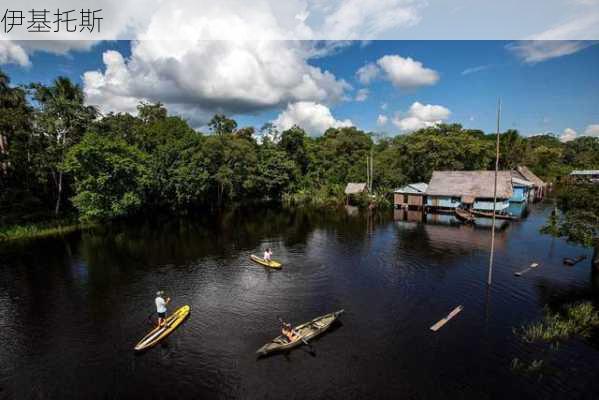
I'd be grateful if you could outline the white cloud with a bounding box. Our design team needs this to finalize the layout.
[377,114,389,125]
[84,41,350,127]
[392,102,451,132]
[320,0,424,39]
[381,102,388,110]
[377,55,439,88]
[356,63,380,85]
[530,13,599,40]
[461,65,490,75]
[272,101,352,136]
[0,41,30,66]
[584,124,599,137]
[355,88,369,102]
[355,54,438,89]
[560,127,578,142]
[507,40,598,64]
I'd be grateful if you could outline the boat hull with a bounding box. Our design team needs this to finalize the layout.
[250,254,282,269]
[256,310,344,356]
[134,305,190,351]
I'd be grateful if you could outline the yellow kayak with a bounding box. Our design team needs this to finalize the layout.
[134,305,190,351]
[250,254,282,269]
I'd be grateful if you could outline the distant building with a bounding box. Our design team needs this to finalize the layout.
[425,171,513,212]
[515,166,546,201]
[393,182,428,209]
[569,170,599,184]
[344,182,368,204]
[344,182,368,195]
[510,173,534,203]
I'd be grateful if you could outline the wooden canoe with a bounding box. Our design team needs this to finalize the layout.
[564,255,587,266]
[134,305,190,351]
[454,208,475,223]
[471,209,517,220]
[250,254,282,269]
[256,309,344,356]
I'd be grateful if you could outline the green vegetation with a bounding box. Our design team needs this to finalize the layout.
[1,69,599,234]
[0,219,93,242]
[542,184,599,247]
[516,302,599,344]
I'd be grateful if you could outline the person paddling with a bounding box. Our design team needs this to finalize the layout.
[281,321,299,342]
[155,290,171,327]
[263,248,273,262]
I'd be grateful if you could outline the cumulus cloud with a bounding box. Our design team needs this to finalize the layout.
[584,124,599,137]
[356,63,380,84]
[392,102,451,132]
[507,40,597,64]
[377,55,439,88]
[377,114,389,125]
[0,41,30,66]
[272,101,352,136]
[321,0,423,39]
[356,54,439,89]
[355,88,369,102]
[560,127,578,142]
[84,41,350,127]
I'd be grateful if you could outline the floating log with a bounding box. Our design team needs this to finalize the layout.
[514,262,539,276]
[430,305,463,332]
[563,255,587,266]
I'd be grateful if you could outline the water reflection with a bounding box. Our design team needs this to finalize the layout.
[0,204,597,399]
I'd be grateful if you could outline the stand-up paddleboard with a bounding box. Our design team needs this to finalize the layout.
[134,305,190,351]
[250,254,282,269]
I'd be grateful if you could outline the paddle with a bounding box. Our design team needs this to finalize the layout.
[146,311,156,325]
[277,316,310,347]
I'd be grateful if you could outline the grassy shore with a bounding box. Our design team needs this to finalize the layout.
[517,302,599,343]
[0,220,94,242]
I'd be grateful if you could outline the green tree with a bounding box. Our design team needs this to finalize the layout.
[63,133,150,221]
[30,77,97,215]
[257,146,298,199]
[209,114,237,136]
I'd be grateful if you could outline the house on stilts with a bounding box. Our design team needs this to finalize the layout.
[425,171,513,213]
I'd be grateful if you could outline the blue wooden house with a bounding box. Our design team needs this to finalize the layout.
[425,171,513,212]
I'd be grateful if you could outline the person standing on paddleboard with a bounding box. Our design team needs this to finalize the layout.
[264,248,273,261]
[155,291,170,327]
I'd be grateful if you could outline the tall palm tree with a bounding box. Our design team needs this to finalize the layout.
[31,77,98,214]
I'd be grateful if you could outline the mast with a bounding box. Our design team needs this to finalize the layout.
[487,98,501,286]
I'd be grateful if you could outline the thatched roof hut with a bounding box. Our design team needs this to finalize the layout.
[344,182,368,195]
[426,171,513,200]
[516,166,545,187]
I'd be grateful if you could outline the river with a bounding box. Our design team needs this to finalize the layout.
[1,204,598,399]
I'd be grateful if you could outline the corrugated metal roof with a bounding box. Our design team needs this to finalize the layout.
[512,177,534,187]
[344,182,367,195]
[426,171,513,199]
[394,182,428,194]
[570,170,599,175]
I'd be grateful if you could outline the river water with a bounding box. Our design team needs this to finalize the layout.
[1,204,598,399]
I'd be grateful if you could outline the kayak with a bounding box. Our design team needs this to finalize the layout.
[250,254,282,269]
[256,309,344,356]
[134,305,190,351]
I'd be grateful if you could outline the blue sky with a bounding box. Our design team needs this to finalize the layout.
[2,40,599,139]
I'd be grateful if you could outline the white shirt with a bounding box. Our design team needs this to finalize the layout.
[264,251,271,260]
[155,296,167,313]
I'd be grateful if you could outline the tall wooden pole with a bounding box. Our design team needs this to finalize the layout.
[488,98,501,286]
